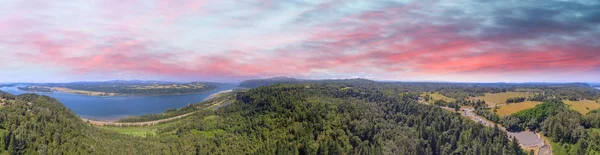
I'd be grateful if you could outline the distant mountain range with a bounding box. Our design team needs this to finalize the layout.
[238,77,377,88]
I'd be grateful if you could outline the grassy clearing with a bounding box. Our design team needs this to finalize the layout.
[100,126,156,137]
[471,92,533,106]
[203,115,221,121]
[592,128,600,135]
[421,93,455,103]
[99,119,182,137]
[563,100,600,115]
[495,101,542,116]
[548,139,570,155]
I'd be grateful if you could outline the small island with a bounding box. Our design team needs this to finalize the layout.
[18,81,220,96]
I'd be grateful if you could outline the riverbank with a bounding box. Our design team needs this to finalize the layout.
[1,84,238,120]
[53,87,119,96]
[18,86,223,97]
[83,93,233,126]
[204,90,233,101]
[56,87,223,97]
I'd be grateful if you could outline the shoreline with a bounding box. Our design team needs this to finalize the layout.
[81,90,235,125]
[79,89,234,121]
[20,86,219,97]
[204,90,233,101]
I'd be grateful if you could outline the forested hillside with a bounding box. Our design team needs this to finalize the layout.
[500,100,600,154]
[239,76,306,88]
[0,93,167,154]
[0,82,527,154]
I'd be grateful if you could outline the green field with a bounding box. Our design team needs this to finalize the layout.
[99,114,223,138]
[421,92,455,103]
[99,119,183,137]
[495,101,542,116]
[564,100,600,115]
[471,92,533,106]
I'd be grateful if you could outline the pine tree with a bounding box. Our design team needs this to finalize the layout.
[511,137,520,154]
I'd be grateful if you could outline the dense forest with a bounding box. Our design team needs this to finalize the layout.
[0,92,167,154]
[388,82,599,101]
[239,76,307,88]
[0,82,528,154]
[241,79,600,101]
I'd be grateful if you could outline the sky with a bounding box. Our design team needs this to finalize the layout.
[0,0,599,83]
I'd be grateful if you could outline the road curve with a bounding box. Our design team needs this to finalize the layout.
[441,107,552,155]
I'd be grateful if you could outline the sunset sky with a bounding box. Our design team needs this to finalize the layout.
[1,0,599,83]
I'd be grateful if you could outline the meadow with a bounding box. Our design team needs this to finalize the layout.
[422,92,455,103]
[99,119,184,137]
[471,92,533,106]
[563,100,600,115]
[495,101,542,116]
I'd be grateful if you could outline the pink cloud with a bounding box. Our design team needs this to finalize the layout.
[5,0,600,82]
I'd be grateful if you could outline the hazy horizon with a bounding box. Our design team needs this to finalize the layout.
[1,0,599,83]
[2,77,600,85]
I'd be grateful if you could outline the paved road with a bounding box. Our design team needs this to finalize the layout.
[539,145,552,155]
[459,108,545,148]
[442,107,551,155]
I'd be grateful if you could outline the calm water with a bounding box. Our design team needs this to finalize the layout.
[0,84,237,120]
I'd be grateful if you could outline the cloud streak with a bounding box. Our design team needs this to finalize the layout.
[0,0,599,82]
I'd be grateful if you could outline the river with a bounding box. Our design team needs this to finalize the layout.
[0,84,237,120]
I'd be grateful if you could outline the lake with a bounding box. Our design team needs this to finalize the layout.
[0,84,237,120]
